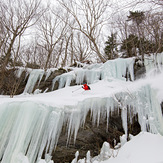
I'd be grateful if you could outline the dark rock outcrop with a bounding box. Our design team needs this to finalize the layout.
[134,58,146,80]
[48,110,141,162]
[161,101,163,115]
[0,58,145,96]
[0,68,28,96]
[0,68,68,96]
[35,68,68,93]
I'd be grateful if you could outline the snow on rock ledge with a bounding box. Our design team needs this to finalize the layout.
[0,54,163,163]
[0,77,163,163]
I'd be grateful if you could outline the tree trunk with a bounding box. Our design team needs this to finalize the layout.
[44,49,53,70]
[91,38,106,63]
[3,34,17,69]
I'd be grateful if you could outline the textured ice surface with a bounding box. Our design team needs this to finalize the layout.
[0,54,163,163]
[52,57,135,90]
[24,69,44,94]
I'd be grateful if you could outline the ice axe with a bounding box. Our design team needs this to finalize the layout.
[72,87,82,93]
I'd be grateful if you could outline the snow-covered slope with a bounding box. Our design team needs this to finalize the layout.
[0,54,163,163]
[76,132,163,163]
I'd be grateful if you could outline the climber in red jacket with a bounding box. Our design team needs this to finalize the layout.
[82,83,91,90]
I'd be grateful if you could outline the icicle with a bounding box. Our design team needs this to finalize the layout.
[71,151,79,163]
[52,71,75,90]
[1,55,163,163]
[52,77,59,90]
[75,69,86,84]
[85,70,101,84]
[86,151,91,163]
[24,69,44,94]
[106,99,111,131]
[127,58,135,81]
[15,67,25,78]
[44,69,52,81]
[145,52,163,74]
[121,108,128,138]
[101,58,135,81]
[120,134,127,146]
[0,101,64,163]
[66,104,84,145]
[37,109,64,160]
[64,71,76,87]
[45,68,57,81]
[51,57,135,90]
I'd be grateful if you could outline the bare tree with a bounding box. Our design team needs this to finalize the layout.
[37,9,68,70]
[61,34,72,67]
[143,12,163,53]
[73,32,92,62]
[0,17,6,54]
[57,0,111,63]
[20,37,44,69]
[148,0,163,6]
[0,0,46,70]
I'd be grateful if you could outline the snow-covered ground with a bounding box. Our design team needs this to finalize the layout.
[1,70,163,109]
[0,55,163,163]
[73,132,163,163]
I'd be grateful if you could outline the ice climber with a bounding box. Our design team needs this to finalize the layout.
[82,83,91,90]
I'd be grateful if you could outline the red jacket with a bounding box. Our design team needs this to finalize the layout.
[82,84,90,90]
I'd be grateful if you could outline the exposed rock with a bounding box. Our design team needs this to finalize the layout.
[47,110,141,162]
[134,58,146,80]
[36,68,68,93]
[0,68,28,96]
[0,58,145,96]
[161,101,163,115]
[0,68,68,96]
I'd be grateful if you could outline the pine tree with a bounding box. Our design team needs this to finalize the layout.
[121,34,156,57]
[127,11,145,26]
[121,34,139,57]
[104,33,118,60]
[127,11,145,64]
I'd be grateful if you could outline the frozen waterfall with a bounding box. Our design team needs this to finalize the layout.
[0,54,163,163]
[52,57,135,90]
[0,82,163,163]
[23,69,44,94]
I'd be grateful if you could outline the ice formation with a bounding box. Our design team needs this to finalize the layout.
[22,68,57,94]
[0,101,64,163]
[0,54,163,163]
[52,57,135,90]
[144,52,163,72]
[22,57,135,93]
[23,69,44,94]
[15,67,25,78]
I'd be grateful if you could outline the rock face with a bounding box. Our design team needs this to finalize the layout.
[134,58,146,80]
[50,110,141,162]
[0,59,146,96]
[0,68,28,96]
[0,68,68,96]
[161,102,163,115]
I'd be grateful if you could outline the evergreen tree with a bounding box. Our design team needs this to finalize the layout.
[121,34,139,57]
[104,33,118,60]
[127,11,145,26]
[127,11,145,64]
[121,34,156,57]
